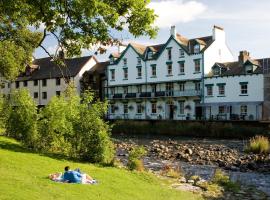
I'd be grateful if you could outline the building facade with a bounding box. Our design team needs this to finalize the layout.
[0,56,97,106]
[106,26,234,120]
[204,51,270,121]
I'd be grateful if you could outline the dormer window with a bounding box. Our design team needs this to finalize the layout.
[194,44,200,54]
[245,65,253,74]
[213,68,220,76]
[123,58,127,66]
[110,57,114,64]
[148,51,153,59]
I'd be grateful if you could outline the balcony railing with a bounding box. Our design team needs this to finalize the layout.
[107,89,201,99]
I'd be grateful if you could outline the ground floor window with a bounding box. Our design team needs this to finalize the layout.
[179,101,184,114]
[111,104,115,114]
[240,105,247,115]
[218,106,225,114]
[137,103,142,114]
[151,103,157,114]
[124,104,128,114]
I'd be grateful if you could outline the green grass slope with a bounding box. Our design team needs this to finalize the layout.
[0,136,202,200]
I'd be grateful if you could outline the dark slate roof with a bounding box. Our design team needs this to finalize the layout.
[17,56,94,81]
[209,58,265,77]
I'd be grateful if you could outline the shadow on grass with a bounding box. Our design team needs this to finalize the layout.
[0,137,114,168]
[0,137,76,162]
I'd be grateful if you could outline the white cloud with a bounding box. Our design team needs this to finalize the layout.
[149,0,207,28]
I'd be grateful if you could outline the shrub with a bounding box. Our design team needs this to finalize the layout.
[245,135,270,154]
[0,94,9,134]
[6,89,38,148]
[211,169,240,192]
[38,88,115,164]
[127,146,146,171]
[161,164,182,178]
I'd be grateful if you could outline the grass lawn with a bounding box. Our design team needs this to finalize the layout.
[0,136,202,200]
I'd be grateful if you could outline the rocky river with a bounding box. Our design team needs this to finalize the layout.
[113,135,270,197]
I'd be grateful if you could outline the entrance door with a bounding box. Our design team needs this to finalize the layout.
[195,106,202,120]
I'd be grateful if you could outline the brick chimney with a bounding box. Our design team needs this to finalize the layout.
[238,51,250,63]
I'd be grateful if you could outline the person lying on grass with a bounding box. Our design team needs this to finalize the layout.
[49,166,96,184]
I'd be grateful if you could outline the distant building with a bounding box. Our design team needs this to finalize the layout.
[106,25,234,120]
[0,56,97,106]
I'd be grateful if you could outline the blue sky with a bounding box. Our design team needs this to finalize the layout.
[34,0,270,61]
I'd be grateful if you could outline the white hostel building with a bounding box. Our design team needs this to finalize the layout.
[106,26,234,120]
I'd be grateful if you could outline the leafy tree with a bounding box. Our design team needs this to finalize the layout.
[0,0,157,80]
[72,91,114,163]
[0,94,9,133]
[38,87,114,164]
[6,89,38,148]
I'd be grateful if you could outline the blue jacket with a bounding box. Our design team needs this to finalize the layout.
[63,171,82,183]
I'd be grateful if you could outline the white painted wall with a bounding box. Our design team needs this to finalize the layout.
[204,74,264,103]
[204,28,234,74]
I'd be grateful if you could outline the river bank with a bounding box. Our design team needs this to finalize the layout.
[113,134,270,197]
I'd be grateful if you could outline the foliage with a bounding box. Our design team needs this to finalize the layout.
[127,146,146,171]
[37,87,114,164]
[0,94,8,134]
[6,89,38,148]
[161,164,182,178]
[211,169,240,192]
[245,135,270,154]
[0,136,202,200]
[0,0,157,80]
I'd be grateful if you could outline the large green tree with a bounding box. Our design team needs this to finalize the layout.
[0,0,157,80]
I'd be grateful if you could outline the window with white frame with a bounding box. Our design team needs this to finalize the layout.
[137,85,142,93]
[137,57,142,65]
[137,66,142,78]
[167,48,172,60]
[124,104,128,114]
[110,69,115,80]
[137,103,142,114]
[151,102,157,113]
[179,62,185,74]
[110,57,114,64]
[240,83,248,94]
[179,49,185,57]
[166,82,174,92]
[194,44,200,54]
[206,85,213,96]
[111,104,115,114]
[195,82,201,91]
[213,68,220,76]
[218,106,225,114]
[123,68,128,79]
[110,87,115,95]
[151,84,156,93]
[151,64,156,77]
[194,59,200,72]
[123,58,127,65]
[218,84,225,96]
[167,64,172,75]
[123,86,128,94]
[240,105,247,115]
[148,51,153,59]
[179,83,185,91]
[179,101,184,114]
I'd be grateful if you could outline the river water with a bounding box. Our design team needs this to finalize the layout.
[113,134,270,196]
